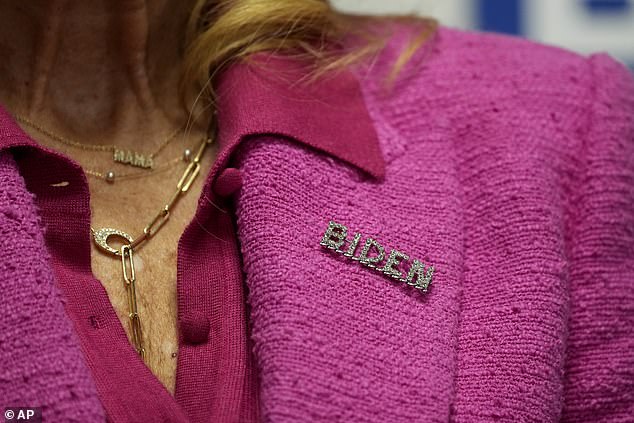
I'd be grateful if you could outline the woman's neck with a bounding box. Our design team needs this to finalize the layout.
[0,0,203,146]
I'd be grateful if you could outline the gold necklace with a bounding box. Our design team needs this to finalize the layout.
[15,114,189,175]
[91,119,216,359]
[85,155,185,183]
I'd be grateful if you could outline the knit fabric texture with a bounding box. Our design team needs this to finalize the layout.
[0,150,105,421]
[0,23,633,422]
[231,26,634,422]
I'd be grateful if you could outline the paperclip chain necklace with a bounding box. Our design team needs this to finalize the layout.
[90,120,216,359]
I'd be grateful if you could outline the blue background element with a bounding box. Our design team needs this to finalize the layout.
[478,0,521,34]
[476,0,633,70]
[584,0,630,12]
[477,0,632,34]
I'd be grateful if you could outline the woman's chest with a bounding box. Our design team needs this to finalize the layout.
[87,163,213,393]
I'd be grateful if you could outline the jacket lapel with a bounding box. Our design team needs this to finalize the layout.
[231,131,462,421]
[0,150,105,420]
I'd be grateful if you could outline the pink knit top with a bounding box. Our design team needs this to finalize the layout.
[1,23,633,422]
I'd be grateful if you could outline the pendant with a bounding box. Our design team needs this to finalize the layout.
[92,227,134,256]
[113,148,154,169]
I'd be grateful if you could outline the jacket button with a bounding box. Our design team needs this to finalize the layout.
[213,168,242,197]
[180,312,210,345]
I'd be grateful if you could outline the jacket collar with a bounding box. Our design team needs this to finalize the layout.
[0,106,38,149]
[214,54,385,179]
[0,54,385,180]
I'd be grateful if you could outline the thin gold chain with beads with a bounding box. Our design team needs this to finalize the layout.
[14,113,201,182]
[15,113,183,156]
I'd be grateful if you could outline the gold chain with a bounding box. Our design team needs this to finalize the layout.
[84,156,184,182]
[15,113,183,156]
[90,119,216,358]
[14,113,202,182]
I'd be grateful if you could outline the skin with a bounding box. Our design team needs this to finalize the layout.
[0,0,216,394]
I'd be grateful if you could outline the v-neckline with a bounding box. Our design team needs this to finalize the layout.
[19,143,197,422]
[8,124,260,422]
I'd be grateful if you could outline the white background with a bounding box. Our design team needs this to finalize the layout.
[331,0,634,68]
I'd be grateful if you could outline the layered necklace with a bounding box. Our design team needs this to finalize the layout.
[16,114,216,359]
[15,114,202,183]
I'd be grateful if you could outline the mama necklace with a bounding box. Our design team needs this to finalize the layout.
[15,114,192,183]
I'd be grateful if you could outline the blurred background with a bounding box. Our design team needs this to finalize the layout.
[331,0,634,70]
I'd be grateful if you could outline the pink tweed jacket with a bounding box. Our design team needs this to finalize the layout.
[1,23,633,422]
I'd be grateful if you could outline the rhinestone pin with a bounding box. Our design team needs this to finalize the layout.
[319,220,435,292]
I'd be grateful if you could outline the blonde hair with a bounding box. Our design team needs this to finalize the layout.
[179,0,438,115]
